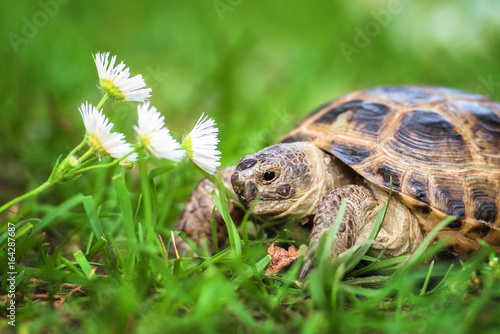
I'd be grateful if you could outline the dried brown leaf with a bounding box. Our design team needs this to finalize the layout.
[266,243,299,275]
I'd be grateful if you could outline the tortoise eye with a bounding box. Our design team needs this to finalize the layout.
[263,171,276,182]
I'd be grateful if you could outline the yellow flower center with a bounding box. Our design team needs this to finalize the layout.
[181,134,194,160]
[139,135,152,151]
[100,78,126,101]
[88,130,108,155]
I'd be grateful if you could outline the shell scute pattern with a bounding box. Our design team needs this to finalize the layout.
[280,86,500,244]
[363,86,446,105]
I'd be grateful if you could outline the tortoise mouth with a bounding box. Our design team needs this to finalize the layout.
[252,200,299,221]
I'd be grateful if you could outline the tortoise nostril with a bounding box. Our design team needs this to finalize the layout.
[231,173,243,194]
[231,172,239,186]
[243,182,259,204]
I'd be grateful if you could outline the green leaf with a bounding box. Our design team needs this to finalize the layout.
[48,154,64,182]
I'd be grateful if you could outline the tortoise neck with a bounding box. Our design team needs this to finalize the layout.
[293,145,356,219]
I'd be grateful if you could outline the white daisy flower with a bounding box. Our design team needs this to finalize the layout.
[134,102,185,162]
[79,102,137,161]
[93,52,152,102]
[182,113,221,175]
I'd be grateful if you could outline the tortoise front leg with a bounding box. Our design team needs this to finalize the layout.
[299,184,424,279]
[174,167,244,255]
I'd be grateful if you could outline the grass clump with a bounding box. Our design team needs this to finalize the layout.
[1,2,500,332]
[2,167,500,333]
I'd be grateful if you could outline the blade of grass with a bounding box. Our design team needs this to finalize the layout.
[330,262,345,311]
[113,173,137,246]
[350,255,409,276]
[82,196,112,264]
[211,173,242,257]
[0,220,37,245]
[55,261,104,270]
[344,275,391,286]
[86,237,108,261]
[138,156,155,244]
[395,215,456,277]
[112,173,138,274]
[240,197,268,294]
[210,216,219,254]
[319,198,347,268]
[85,231,94,255]
[420,260,435,295]
[108,233,125,271]
[59,255,85,278]
[343,178,392,273]
[30,194,85,234]
[82,196,105,240]
[176,231,204,257]
[38,243,54,268]
[306,199,346,309]
[197,247,234,270]
[138,222,144,245]
[74,250,93,279]
[429,262,455,293]
[230,255,271,287]
[15,222,33,239]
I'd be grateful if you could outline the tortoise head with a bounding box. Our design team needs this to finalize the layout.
[231,142,335,221]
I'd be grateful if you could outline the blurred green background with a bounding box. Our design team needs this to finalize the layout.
[1,0,499,220]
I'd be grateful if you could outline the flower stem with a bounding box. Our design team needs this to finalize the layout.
[0,180,53,214]
[67,133,88,160]
[77,148,95,164]
[192,162,238,202]
[139,156,155,244]
[96,93,110,109]
[75,149,136,174]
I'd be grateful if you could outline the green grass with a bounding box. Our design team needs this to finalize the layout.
[1,0,500,333]
[2,173,500,333]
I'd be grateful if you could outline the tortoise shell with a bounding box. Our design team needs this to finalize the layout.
[280,86,500,252]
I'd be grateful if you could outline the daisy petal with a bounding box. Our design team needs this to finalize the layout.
[134,103,185,162]
[93,52,152,102]
[79,102,136,161]
[182,113,221,175]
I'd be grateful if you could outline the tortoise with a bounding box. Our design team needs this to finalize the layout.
[176,86,500,276]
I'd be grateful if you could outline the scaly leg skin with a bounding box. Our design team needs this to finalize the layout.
[299,183,424,279]
[174,167,244,256]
